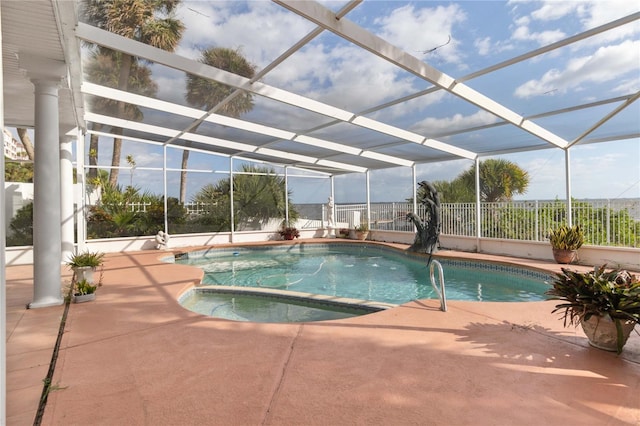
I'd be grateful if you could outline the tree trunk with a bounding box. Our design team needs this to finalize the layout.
[109,137,122,187]
[88,122,102,181]
[180,149,190,204]
[109,53,133,187]
[16,128,35,160]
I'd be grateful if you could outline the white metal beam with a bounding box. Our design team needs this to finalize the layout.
[274,0,571,150]
[84,112,368,173]
[75,23,476,160]
[82,82,415,167]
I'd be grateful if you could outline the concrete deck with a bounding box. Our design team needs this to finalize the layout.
[6,241,640,425]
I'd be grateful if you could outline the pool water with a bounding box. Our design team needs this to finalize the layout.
[180,291,382,323]
[175,244,551,305]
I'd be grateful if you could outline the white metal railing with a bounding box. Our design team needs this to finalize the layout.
[336,199,639,248]
[95,199,639,248]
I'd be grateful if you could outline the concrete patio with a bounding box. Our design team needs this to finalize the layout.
[6,242,640,425]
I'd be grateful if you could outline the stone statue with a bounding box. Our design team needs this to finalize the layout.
[155,230,170,250]
[406,181,441,259]
[326,196,335,238]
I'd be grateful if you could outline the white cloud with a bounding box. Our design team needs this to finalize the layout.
[473,35,516,57]
[178,1,314,68]
[530,2,585,21]
[475,37,492,56]
[411,110,501,135]
[512,24,566,45]
[374,3,467,65]
[515,39,640,98]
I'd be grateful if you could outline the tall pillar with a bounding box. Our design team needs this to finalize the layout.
[60,137,75,263]
[30,78,64,308]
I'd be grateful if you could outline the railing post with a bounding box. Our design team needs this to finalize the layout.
[535,200,539,241]
[606,199,611,245]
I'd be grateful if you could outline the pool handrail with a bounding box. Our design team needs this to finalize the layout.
[429,259,447,312]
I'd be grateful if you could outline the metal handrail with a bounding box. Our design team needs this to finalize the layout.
[429,260,447,312]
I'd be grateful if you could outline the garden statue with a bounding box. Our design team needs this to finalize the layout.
[326,196,335,238]
[155,230,170,249]
[406,181,441,260]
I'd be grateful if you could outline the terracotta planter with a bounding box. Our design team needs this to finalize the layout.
[581,315,635,352]
[356,231,368,240]
[552,248,578,264]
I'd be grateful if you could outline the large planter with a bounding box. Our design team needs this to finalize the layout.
[581,315,635,352]
[349,230,368,240]
[73,266,96,284]
[552,248,578,264]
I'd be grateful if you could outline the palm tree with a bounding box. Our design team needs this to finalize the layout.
[460,159,530,202]
[182,47,257,203]
[192,165,297,231]
[84,51,158,180]
[16,128,34,160]
[82,0,184,186]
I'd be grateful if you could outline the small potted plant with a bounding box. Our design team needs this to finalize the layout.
[66,250,105,284]
[278,226,300,240]
[545,265,640,354]
[548,224,584,264]
[351,221,369,240]
[338,228,350,238]
[73,279,98,303]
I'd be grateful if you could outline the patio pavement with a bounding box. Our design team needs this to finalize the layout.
[6,240,640,425]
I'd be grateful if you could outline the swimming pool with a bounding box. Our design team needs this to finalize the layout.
[174,243,552,314]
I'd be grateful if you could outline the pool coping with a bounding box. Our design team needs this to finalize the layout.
[180,285,399,314]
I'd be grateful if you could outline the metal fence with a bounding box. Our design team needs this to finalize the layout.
[107,199,640,248]
[335,199,640,248]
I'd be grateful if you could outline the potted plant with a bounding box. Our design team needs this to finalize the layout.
[545,265,640,354]
[548,224,584,264]
[73,279,98,303]
[278,226,300,240]
[351,222,369,240]
[66,250,105,284]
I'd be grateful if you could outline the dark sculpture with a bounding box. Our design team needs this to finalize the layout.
[406,181,441,261]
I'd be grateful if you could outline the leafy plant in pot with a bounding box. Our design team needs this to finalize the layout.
[278,226,300,240]
[66,250,105,284]
[545,265,640,354]
[548,224,584,264]
[73,279,97,303]
[351,222,369,240]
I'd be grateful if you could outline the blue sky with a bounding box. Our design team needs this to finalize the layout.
[12,0,639,203]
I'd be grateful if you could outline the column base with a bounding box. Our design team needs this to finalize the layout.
[29,297,64,309]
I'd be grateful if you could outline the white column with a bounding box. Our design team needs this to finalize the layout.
[475,157,481,247]
[229,157,234,242]
[564,149,573,227]
[284,166,289,224]
[365,170,371,225]
[75,128,87,252]
[30,78,64,308]
[0,5,7,422]
[412,165,417,213]
[60,137,74,263]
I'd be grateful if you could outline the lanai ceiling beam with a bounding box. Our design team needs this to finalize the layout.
[274,0,571,150]
[75,22,476,160]
[85,112,370,173]
[82,82,414,167]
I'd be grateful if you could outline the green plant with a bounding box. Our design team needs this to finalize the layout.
[66,250,105,268]
[74,279,97,296]
[545,265,640,353]
[278,227,300,239]
[355,222,369,232]
[548,224,584,250]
